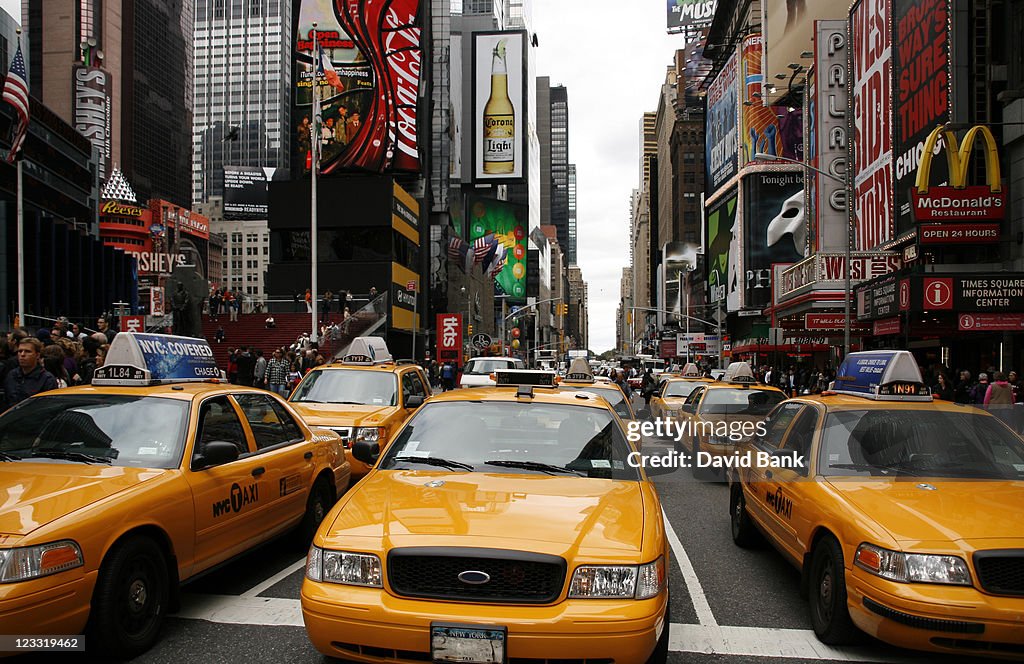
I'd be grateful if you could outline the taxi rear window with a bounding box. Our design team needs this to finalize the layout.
[664,381,701,398]
[464,359,523,375]
[559,385,632,420]
[379,401,639,480]
[0,395,189,469]
[291,369,397,406]
[820,409,1024,480]
[700,389,785,415]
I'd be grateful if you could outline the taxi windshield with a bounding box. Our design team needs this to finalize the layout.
[664,381,701,398]
[379,401,639,480]
[0,395,189,469]
[820,409,1024,480]
[291,369,397,406]
[700,388,785,415]
[559,384,632,420]
[464,359,522,375]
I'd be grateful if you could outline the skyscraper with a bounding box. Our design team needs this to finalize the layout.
[550,85,569,260]
[192,0,292,205]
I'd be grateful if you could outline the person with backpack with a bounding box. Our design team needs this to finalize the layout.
[440,362,456,391]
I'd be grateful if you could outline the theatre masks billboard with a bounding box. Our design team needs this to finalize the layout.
[467,195,528,300]
[293,0,422,174]
[707,190,738,310]
[744,172,806,309]
[473,31,528,183]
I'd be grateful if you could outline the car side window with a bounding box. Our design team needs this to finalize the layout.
[194,396,248,460]
[234,393,299,450]
[761,403,804,449]
[413,370,431,396]
[684,386,704,407]
[781,407,817,473]
[268,399,304,442]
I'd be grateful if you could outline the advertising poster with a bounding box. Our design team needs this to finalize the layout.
[436,313,463,362]
[667,0,717,31]
[681,29,712,109]
[892,0,950,234]
[744,172,806,309]
[293,0,421,174]
[449,34,464,181]
[851,0,893,249]
[740,34,803,166]
[663,242,701,322]
[473,31,527,183]
[811,21,850,252]
[72,65,112,182]
[133,334,221,380]
[705,51,738,194]
[467,195,528,301]
[706,190,738,307]
[223,166,273,218]
[762,0,848,104]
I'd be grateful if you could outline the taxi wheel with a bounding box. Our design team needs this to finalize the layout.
[89,536,168,658]
[299,477,333,544]
[730,485,760,548]
[809,536,859,645]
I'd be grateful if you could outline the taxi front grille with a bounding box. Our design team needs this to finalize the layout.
[973,550,1024,596]
[387,547,566,604]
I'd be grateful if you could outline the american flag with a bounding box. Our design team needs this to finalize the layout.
[487,246,507,278]
[3,40,28,164]
[473,235,495,263]
[447,236,464,261]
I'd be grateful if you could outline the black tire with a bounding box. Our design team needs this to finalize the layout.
[730,484,760,548]
[809,536,860,645]
[88,536,169,659]
[645,585,670,664]
[299,476,334,544]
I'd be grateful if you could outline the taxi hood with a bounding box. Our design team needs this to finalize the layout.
[290,402,395,427]
[0,464,166,536]
[322,471,647,559]
[826,478,1024,544]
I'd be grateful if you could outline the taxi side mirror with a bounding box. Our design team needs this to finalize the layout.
[352,440,380,465]
[194,441,239,469]
[405,395,425,408]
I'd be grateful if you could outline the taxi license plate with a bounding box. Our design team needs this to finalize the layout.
[430,624,506,663]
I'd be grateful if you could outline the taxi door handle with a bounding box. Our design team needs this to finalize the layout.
[252,466,266,477]
[303,451,313,460]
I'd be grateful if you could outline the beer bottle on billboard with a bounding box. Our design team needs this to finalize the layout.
[483,39,515,174]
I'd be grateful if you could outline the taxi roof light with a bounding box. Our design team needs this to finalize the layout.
[563,357,596,383]
[722,362,756,385]
[91,333,226,386]
[833,351,933,402]
[494,369,556,388]
[341,337,393,365]
[681,362,701,378]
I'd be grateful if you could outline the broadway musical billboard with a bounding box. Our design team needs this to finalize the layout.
[705,50,738,195]
[743,172,806,309]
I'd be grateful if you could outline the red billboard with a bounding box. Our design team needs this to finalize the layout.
[959,314,1024,332]
[851,0,893,250]
[804,314,848,330]
[873,317,901,336]
[436,313,463,362]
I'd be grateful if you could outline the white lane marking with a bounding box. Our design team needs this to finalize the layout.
[669,624,919,662]
[662,509,717,627]
[174,594,304,627]
[240,557,307,598]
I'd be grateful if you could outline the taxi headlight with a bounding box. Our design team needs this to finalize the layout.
[0,540,84,583]
[568,558,666,599]
[854,543,971,586]
[355,427,383,443]
[305,545,382,587]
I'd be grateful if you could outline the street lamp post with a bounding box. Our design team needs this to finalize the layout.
[752,153,851,357]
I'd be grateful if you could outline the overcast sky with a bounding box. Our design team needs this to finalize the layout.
[0,0,683,353]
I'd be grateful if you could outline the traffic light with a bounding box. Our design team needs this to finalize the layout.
[467,324,474,335]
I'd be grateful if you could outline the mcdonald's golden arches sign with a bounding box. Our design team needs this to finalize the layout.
[912,124,1004,222]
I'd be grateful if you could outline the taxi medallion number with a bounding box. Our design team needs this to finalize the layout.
[94,364,146,381]
[431,623,505,663]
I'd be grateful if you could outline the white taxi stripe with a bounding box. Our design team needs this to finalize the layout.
[663,510,717,626]
[240,557,307,598]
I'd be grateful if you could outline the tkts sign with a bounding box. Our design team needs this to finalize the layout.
[436,313,463,361]
[912,125,1005,222]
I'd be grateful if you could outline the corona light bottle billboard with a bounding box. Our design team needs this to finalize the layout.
[482,39,515,174]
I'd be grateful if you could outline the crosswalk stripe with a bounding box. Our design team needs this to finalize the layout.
[663,510,718,626]
[240,557,307,598]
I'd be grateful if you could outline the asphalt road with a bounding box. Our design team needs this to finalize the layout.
[15,398,964,664]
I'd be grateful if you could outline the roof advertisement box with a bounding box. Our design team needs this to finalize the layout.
[92,333,221,385]
[834,350,930,400]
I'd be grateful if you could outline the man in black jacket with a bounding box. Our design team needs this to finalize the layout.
[235,346,257,387]
[3,337,57,410]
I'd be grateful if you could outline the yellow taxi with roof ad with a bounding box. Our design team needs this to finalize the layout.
[0,333,349,658]
[288,337,431,480]
[557,357,637,422]
[729,350,1024,660]
[301,369,671,664]
[648,363,714,420]
[674,363,787,476]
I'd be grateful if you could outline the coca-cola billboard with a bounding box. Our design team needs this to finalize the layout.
[436,313,463,362]
[293,0,422,174]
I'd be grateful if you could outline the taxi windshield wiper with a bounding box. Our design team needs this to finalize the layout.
[484,460,583,476]
[27,448,113,464]
[328,400,367,405]
[827,462,921,477]
[392,455,475,471]
[0,450,16,461]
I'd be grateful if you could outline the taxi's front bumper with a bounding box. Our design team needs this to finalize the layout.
[847,567,1024,660]
[301,580,667,663]
[0,570,97,639]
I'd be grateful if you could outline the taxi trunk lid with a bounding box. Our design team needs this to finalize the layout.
[0,464,165,535]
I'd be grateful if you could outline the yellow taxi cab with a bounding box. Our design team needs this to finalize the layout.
[288,337,431,480]
[674,362,786,473]
[649,363,714,420]
[0,333,349,658]
[301,370,670,664]
[557,357,637,422]
[729,350,1024,659]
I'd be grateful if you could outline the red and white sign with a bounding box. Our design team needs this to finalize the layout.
[406,280,417,292]
[779,253,902,298]
[912,186,1005,222]
[923,278,953,310]
[898,279,910,311]
[959,314,1024,331]
[121,315,145,333]
[804,314,848,330]
[435,313,462,362]
[918,223,1000,244]
[873,317,901,336]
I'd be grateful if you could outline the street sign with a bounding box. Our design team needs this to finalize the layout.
[472,333,492,350]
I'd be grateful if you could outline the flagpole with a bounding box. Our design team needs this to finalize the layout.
[310,23,319,345]
[16,157,24,327]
